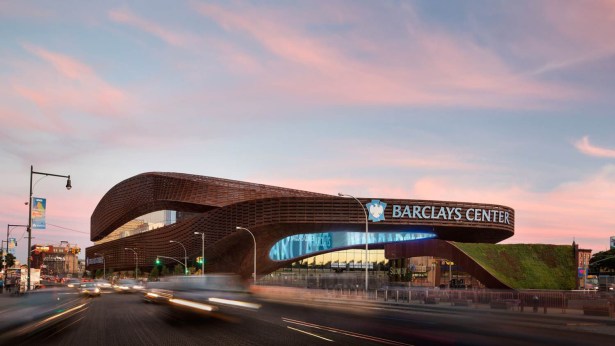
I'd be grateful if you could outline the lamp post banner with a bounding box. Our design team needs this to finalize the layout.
[8,238,17,254]
[32,197,46,229]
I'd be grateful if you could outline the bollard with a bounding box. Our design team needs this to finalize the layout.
[396,290,399,302]
[385,290,388,302]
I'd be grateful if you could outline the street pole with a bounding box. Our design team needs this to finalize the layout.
[236,227,256,285]
[194,232,205,275]
[338,193,369,290]
[27,165,71,292]
[170,240,188,275]
[5,224,27,275]
[124,248,138,280]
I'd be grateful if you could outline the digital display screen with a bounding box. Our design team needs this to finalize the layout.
[269,231,436,261]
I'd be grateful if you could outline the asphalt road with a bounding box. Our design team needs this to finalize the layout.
[4,290,615,345]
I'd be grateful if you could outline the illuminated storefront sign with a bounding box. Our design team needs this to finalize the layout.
[269,231,436,261]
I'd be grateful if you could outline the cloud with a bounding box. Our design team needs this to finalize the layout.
[14,43,130,119]
[408,166,615,251]
[108,8,197,48]
[575,136,615,158]
[192,2,578,109]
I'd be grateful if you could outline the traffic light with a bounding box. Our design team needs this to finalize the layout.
[155,257,161,265]
[197,256,203,264]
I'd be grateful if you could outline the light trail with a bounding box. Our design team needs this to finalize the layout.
[287,326,334,342]
[282,317,413,346]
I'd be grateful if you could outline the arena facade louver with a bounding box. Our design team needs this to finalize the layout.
[86,172,515,284]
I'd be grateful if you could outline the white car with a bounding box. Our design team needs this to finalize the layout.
[113,279,145,293]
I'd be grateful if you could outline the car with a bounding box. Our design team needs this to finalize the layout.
[94,279,112,290]
[113,279,145,293]
[143,274,261,315]
[80,282,101,297]
[65,279,81,289]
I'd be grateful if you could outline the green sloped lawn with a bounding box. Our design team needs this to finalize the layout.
[453,243,576,290]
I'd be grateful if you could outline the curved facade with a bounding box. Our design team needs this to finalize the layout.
[86,172,515,284]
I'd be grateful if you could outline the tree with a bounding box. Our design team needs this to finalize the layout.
[5,253,16,268]
[173,264,183,275]
[161,265,170,276]
[149,266,159,279]
[589,249,615,273]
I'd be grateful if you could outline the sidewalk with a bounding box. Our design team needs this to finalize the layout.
[253,286,615,322]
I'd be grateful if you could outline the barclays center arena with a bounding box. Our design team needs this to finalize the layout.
[86,172,515,289]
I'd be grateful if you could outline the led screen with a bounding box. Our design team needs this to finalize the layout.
[269,231,436,261]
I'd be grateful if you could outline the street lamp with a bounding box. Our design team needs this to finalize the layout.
[27,165,71,292]
[124,248,138,280]
[194,232,205,275]
[235,227,256,285]
[338,193,369,290]
[5,224,26,274]
[169,240,188,275]
[94,252,106,280]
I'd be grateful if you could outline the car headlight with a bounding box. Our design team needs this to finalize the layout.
[133,285,144,290]
[95,288,100,293]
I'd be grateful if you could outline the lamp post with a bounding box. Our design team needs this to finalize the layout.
[124,248,138,280]
[27,165,71,292]
[194,232,205,275]
[5,224,26,274]
[338,193,369,290]
[94,252,106,280]
[169,240,188,275]
[235,227,256,285]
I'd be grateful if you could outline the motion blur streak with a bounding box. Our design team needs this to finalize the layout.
[287,326,334,342]
[208,297,261,310]
[169,298,216,312]
[282,317,412,346]
[146,292,160,298]
[36,303,88,325]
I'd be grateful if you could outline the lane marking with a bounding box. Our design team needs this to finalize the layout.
[282,317,412,346]
[287,326,334,342]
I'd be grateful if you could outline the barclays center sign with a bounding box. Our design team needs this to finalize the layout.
[366,200,511,225]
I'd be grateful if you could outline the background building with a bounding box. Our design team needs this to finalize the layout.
[31,241,81,277]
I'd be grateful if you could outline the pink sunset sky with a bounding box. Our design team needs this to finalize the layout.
[1,1,614,263]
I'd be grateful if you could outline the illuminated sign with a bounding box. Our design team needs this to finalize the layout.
[35,246,51,253]
[390,204,511,225]
[86,257,104,265]
[366,200,387,222]
[269,231,436,261]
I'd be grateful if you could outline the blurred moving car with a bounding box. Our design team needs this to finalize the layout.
[143,274,261,315]
[65,279,81,289]
[113,279,145,293]
[80,282,101,297]
[94,279,112,290]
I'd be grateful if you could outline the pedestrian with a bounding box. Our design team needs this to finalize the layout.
[532,295,539,313]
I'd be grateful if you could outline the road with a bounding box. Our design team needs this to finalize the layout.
[3,289,615,345]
